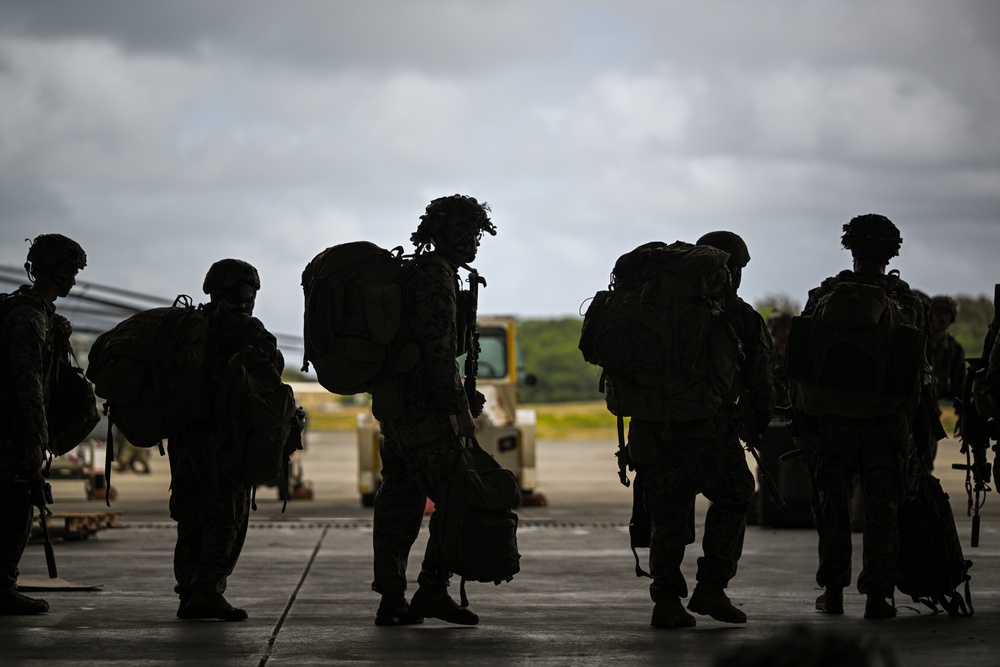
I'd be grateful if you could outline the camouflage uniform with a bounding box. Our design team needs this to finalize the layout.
[927,332,965,405]
[802,271,916,596]
[372,256,469,597]
[634,295,773,602]
[169,305,283,600]
[0,287,56,594]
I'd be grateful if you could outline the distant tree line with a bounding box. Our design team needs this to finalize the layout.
[516,292,997,404]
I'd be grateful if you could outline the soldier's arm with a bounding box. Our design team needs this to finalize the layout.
[744,306,776,430]
[4,304,49,452]
[408,263,470,416]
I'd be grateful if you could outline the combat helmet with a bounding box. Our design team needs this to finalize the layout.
[24,233,87,279]
[203,258,261,308]
[697,230,750,291]
[410,194,497,255]
[696,231,750,268]
[841,214,902,263]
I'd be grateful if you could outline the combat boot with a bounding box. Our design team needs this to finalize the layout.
[178,591,248,621]
[815,587,844,614]
[0,590,49,615]
[175,587,192,619]
[650,597,696,628]
[409,587,479,626]
[687,582,747,624]
[863,593,896,620]
[375,594,424,626]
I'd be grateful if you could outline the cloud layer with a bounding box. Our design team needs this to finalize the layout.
[2,0,998,347]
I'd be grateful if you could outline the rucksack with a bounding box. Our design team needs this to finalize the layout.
[785,273,923,418]
[215,344,300,488]
[85,298,212,446]
[301,242,421,395]
[47,350,100,456]
[896,471,974,616]
[439,438,521,607]
[0,291,99,456]
[579,241,740,423]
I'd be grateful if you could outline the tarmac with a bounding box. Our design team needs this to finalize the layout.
[4,432,999,666]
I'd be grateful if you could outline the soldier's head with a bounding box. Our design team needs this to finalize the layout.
[411,194,496,265]
[203,258,261,314]
[841,214,902,266]
[930,294,958,335]
[25,233,87,299]
[767,309,793,353]
[697,231,750,291]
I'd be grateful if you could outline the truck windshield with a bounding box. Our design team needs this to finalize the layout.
[459,325,508,380]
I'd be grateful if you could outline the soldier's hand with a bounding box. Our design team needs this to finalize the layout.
[53,314,73,338]
[471,390,486,416]
[456,409,477,438]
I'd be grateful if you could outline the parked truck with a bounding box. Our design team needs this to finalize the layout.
[356,315,545,506]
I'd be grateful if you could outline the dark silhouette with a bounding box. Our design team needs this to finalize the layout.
[0,234,87,615]
[371,194,496,627]
[787,214,923,620]
[170,259,285,622]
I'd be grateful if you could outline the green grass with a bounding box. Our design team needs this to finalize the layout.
[304,401,959,441]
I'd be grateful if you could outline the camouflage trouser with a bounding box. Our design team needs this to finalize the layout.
[811,412,909,595]
[630,419,755,601]
[371,426,456,597]
[0,447,35,594]
[168,448,251,598]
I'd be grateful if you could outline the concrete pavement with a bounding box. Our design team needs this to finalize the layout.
[4,433,999,666]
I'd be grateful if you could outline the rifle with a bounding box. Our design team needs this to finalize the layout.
[736,392,785,509]
[21,473,59,578]
[463,268,487,418]
[952,285,999,548]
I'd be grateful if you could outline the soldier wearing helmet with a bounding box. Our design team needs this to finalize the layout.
[796,214,919,621]
[928,295,964,402]
[631,232,773,629]
[925,295,965,459]
[1,234,87,615]
[168,258,283,622]
[626,231,773,628]
[371,195,495,628]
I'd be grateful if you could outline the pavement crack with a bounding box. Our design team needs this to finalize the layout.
[258,524,330,667]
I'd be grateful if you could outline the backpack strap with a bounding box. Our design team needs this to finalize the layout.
[459,577,470,608]
[103,412,115,508]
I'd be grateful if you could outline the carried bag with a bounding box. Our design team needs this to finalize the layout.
[896,471,973,616]
[439,438,521,607]
[785,274,923,418]
[579,241,740,423]
[46,350,100,456]
[215,344,300,488]
[86,298,211,446]
[301,242,421,396]
[0,291,99,454]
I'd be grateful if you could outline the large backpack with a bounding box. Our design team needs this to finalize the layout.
[301,242,421,396]
[896,471,974,616]
[579,241,740,423]
[785,273,923,418]
[439,439,521,607]
[0,291,99,456]
[85,298,211,446]
[47,348,100,456]
[215,344,300,488]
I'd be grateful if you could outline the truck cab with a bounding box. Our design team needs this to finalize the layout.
[356,315,544,506]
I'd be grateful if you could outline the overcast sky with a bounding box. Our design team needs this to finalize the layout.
[2,0,998,347]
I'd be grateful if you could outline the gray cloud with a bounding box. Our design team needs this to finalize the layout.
[1,0,998,350]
